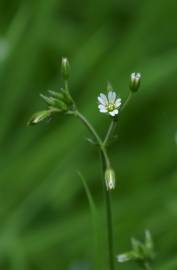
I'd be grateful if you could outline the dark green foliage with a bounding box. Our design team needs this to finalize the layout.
[0,0,177,269]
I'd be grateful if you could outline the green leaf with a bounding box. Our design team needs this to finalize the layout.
[77,172,102,270]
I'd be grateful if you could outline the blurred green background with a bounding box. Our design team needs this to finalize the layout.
[0,0,177,269]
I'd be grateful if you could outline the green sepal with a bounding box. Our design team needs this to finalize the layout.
[106,81,114,93]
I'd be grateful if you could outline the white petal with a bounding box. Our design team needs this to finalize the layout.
[108,91,116,103]
[113,109,118,115]
[98,96,105,105]
[108,91,113,101]
[115,98,121,108]
[100,93,108,105]
[100,109,107,113]
[109,109,118,116]
[109,111,115,116]
[98,104,107,112]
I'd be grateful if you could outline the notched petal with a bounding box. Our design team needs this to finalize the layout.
[100,93,108,105]
[115,98,121,108]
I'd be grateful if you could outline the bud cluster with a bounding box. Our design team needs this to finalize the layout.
[117,230,155,269]
[28,58,76,126]
[28,88,75,125]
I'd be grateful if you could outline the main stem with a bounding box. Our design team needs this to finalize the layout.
[101,152,115,270]
[74,110,114,270]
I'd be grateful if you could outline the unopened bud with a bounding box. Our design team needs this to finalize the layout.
[105,168,116,190]
[129,72,141,92]
[61,57,70,80]
[117,252,134,263]
[27,110,51,126]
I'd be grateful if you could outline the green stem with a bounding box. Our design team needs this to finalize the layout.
[101,152,115,270]
[143,262,152,270]
[121,91,132,111]
[74,110,114,270]
[75,111,110,168]
[64,80,69,92]
[104,120,117,146]
[105,186,114,270]
[103,91,133,147]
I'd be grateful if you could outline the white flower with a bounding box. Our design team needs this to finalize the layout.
[98,91,121,117]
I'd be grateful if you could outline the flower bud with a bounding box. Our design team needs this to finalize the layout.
[27,110,51,126]
[61,57,70,80]
[129,72,141,92]
[117,252,134,263]
[105,168,116,190]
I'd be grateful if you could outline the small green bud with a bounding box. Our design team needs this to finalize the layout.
[145,230,154,252]
[105,168,116,190]
[48,90,64,100]
[55,99,68,110]
[129,72,141,92]
[40,94,57,106]
[27,110,51,125]
[61,57,70,80]
[40,93,68,111]
[60,88,73,105]
[117,230,155,268]
[117,252,135,263]
[144,230,155,260]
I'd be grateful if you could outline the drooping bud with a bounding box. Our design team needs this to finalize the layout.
[61,57,70,80]
[105,168,116,190]
[27,110,51,126]
[129,72,141,92]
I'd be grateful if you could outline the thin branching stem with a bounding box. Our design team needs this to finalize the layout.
[103,91,133,146]
[75,110,111,168]
[73,110,115,270]
[121,91,132,111]
[103,120,117,146]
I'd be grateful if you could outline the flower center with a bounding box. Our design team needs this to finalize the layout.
[107,103,115,112]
